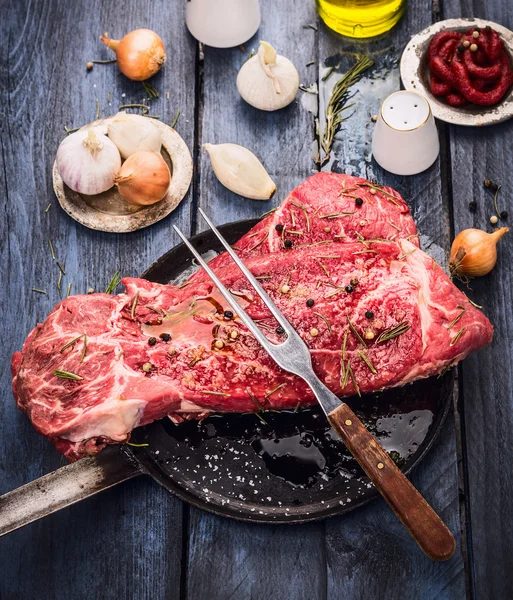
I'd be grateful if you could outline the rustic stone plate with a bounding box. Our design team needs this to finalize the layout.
[52,116,193,232]
[400,18,513,126]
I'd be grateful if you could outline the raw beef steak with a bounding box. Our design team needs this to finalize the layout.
[12,238,492,460]
[188,172,419,284]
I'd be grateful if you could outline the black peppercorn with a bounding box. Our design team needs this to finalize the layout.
[350,277,359,286]
[345,285,354,293]
[284,239,293,249]
[276,326,285,335]
[148,337,157,346]
[224,310,234,319]
[468,201,477,212]
[365,310,374,319]
[355,197,363,206]
[275,224,284,232]
[306,298,315,307]
[500,210,508,219]
[159,332,171,342]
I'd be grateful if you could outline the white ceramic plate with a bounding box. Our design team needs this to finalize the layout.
[400,18,513,126]
[53,116,193,233]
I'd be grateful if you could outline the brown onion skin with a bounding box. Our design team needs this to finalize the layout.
[100,29,166,81]
[449,227,509,277]
[115,151,171,206]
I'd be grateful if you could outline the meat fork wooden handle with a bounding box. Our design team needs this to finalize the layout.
[328,403,456,561]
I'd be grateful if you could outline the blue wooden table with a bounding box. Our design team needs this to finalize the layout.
[1,1,512,598]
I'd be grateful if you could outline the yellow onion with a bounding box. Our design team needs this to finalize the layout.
[449,227,509,278]
[100,29,166,81]
[114,151,170,205]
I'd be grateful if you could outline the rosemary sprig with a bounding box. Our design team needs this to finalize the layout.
[170,109,181,129]
[260,207,278,218]
[60,334,83,353]
[57,261,66,275]
[358,182,401,207]
[320,212,355,219]
[54,370,83,381]
[342,332,348,361]
[57,271,63,298]
[447,306,466,329]
[64,126,80,135]
[347,362,361,396]
[119,103,149,112]
[319,55,373,164]
[357,349,377,375]
[322,66,335,81]
[48,239,55,260]
[66,283,72,298]
[45,203,52,213]
[126,442,150,447]
[437,362,453,379]
[317,260,330,278]
[32,288,47,294]
[314,311,332,333]
[265,383,286,398]
[341,360,350,389]
[347,316,368,349]
[376,322,410,344]
[131,291,139,320]
[105,271,122,294]
[247,389,268,424]
[464,294,482,309]
[397,248,417,260]
[450,327,466,346]
[248,231,269,252]
[142,81,159,99]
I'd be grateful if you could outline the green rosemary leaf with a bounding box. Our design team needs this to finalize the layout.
[247,388,265,411]
[376,322,410,344]
[54,369,83,381]
[48,239,55,260]
[265,383,286,398]
[45,203,52,213]
[357,349,377,375]
[314,311,332,333]
[91,58,117,64]
[105,270,122,294]
[346,362,361,397]
[199,390,230,396]
[170,109,181,129]
[66,282,72,298]
[32,288,47,295]
[450,327,466,346]
[347,316,367,349]
[446,306,466,330]
[126,442,149,447]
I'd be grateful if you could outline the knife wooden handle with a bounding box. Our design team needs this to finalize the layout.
[328,403,456,561]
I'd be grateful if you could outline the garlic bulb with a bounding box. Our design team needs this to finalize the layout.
[236,41,299,111]
[114,150,170,205]
[56,129,121,195]
[204,143,276,200]
[107,112,162,159]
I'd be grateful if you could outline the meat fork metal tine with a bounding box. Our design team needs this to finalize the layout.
[197,208,296,335]
[173,225,275,350]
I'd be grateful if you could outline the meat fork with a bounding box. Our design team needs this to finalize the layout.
[173,209,456,562]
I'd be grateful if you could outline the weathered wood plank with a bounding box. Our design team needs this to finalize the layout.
[318,2,466,597]
[195,0,319,229]
[0,0,195,597]
[442,2,513,598]
[187,3,328,599]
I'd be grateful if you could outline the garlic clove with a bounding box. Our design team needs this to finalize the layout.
[236,41,299,111]
[204,143,276,200]
[107,112,162,159]
[56,129,121,196]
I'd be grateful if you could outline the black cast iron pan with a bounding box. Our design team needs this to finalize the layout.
[0,219,453,535]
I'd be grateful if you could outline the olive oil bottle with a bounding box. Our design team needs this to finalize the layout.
[315,0,407,38]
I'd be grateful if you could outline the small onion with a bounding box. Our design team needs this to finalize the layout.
[107,112,162,159]
[114,150,170,205]
[449,227,509,278]
[100,29,166,81]
[56,129,121,195]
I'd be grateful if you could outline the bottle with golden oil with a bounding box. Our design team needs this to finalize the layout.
[315,0,407,38]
